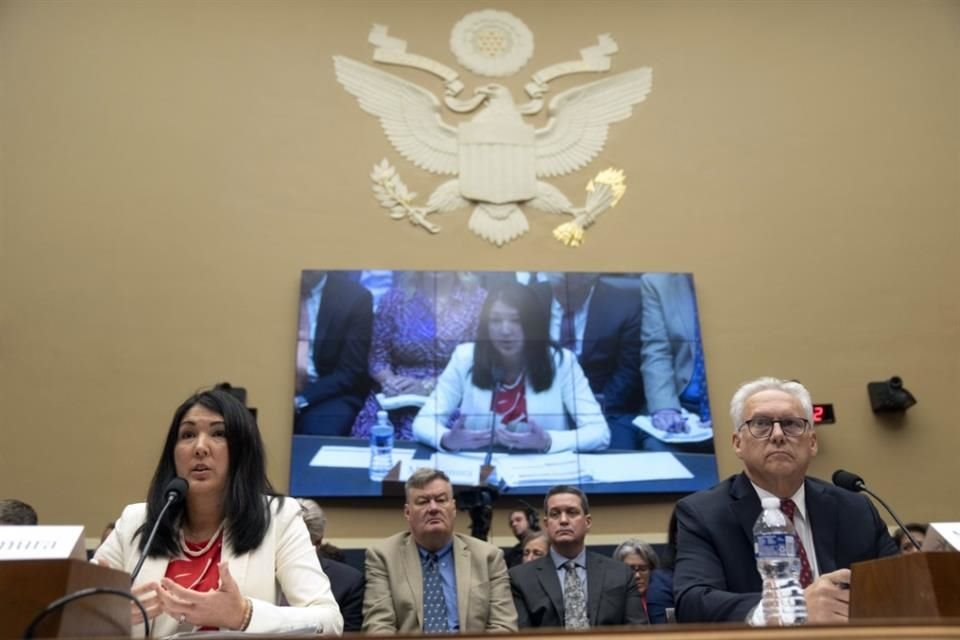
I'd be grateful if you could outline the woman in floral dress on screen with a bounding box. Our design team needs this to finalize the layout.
[351,271,487,440]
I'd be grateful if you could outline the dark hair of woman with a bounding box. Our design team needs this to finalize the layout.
[137,388,278,557]
[472,282,558,393]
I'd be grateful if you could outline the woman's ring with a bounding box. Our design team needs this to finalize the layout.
[179,614,187,625]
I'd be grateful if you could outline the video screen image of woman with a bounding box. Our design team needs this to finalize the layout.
[289,270,718,497]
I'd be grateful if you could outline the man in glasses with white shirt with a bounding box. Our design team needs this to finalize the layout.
[673,377,898,624]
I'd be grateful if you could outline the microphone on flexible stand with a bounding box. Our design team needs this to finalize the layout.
[484,367,504,468]
[22,482,187,638]
[832,469,921,551]
[130,477,188,582]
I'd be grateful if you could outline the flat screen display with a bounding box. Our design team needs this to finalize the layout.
[289,270,718,497]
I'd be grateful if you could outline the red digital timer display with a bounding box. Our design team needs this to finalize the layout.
[812,404,835,424]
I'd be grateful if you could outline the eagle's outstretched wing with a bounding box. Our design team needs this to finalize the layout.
[333,56,459,175]
[535,68,652,178]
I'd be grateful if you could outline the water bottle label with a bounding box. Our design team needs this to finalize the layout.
[372,433,392,447]
[755,532,797,558]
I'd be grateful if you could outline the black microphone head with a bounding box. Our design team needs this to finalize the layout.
[164,477,188,504]
[832,469,865,492]
[491,366,505,387]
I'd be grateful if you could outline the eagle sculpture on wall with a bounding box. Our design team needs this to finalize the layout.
[333,14,652,246]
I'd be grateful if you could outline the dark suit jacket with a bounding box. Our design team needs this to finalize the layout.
[321,556,365,632]
[674,473,900,623]
[296,273,373,434]
[509,551,649,628]
[532,280,644,415]
[504,542,524,569]
[645,568,674,624]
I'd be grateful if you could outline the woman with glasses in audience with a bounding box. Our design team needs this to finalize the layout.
[412,282,609,453]
[614,538,660,620]
[96,388,342,636]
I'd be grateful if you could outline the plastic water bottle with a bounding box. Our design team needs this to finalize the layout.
[754,496,808,625]
[369,410,394,482]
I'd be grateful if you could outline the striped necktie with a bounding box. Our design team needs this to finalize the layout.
[780,499,814,588]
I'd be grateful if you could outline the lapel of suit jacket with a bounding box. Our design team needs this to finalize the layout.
[673,279,695,349]
[581,283,606,359]
[312,277,337,353]
[221,525,250,596]
[805,478,839,574]
[584,552,604,625]
[729,472,762,544]
[452,535,471,631]
[401,535,424,629]
[535,556,564,624]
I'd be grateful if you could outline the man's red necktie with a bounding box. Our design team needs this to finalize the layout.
[780,498,814,588]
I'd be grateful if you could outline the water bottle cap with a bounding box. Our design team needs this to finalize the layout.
[377,410,388,421]
[761,497,781,509]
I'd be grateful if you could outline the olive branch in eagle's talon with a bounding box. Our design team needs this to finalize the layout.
[370,159,440,234]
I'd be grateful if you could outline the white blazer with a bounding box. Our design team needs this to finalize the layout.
[94,497,343,637]
[412,343,609,452]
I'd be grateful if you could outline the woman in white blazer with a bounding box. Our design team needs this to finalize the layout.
[412,283,609,453]
[95,388,343,636]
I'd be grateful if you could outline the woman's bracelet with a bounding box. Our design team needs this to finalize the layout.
[239,597,253,631]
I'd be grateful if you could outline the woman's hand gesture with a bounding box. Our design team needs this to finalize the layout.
[157,562,248,630]
[440,416,492,451]
[495,420,552,452]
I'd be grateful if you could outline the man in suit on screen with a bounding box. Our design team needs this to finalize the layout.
[639,272,712,434]
[509,485,648,628]
[294,270,373,436]
[532,273,647,449]
[673,377,899,624]
[362,469,517,634]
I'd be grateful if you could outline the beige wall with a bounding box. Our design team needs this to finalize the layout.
[1,0,958,548]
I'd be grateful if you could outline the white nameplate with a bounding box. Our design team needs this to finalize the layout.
[921,522,960,552]
[0,525,86,560]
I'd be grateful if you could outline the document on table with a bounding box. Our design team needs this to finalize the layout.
[375,393,428,410]
[578,452,693,483]
[309,445,416,469]
[494,452,590,488]
[633,409,714,443]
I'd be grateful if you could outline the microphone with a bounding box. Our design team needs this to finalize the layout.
[831,469,865,492]
[130,477,188,582]
[484,367,504,467]
[832,469,920,551]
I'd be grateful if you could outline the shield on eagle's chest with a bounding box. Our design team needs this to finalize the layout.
[458,121,536,204]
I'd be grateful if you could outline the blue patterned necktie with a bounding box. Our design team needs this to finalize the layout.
[563,560,589,629]
[422,553,450,634]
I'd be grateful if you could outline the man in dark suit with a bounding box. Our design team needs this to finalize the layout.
[532,273,647,449]
[320,555,365,632]
[510,485,648,628]
[298,499,365,631]
[294,271,373,435]
[673,377,899,624]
